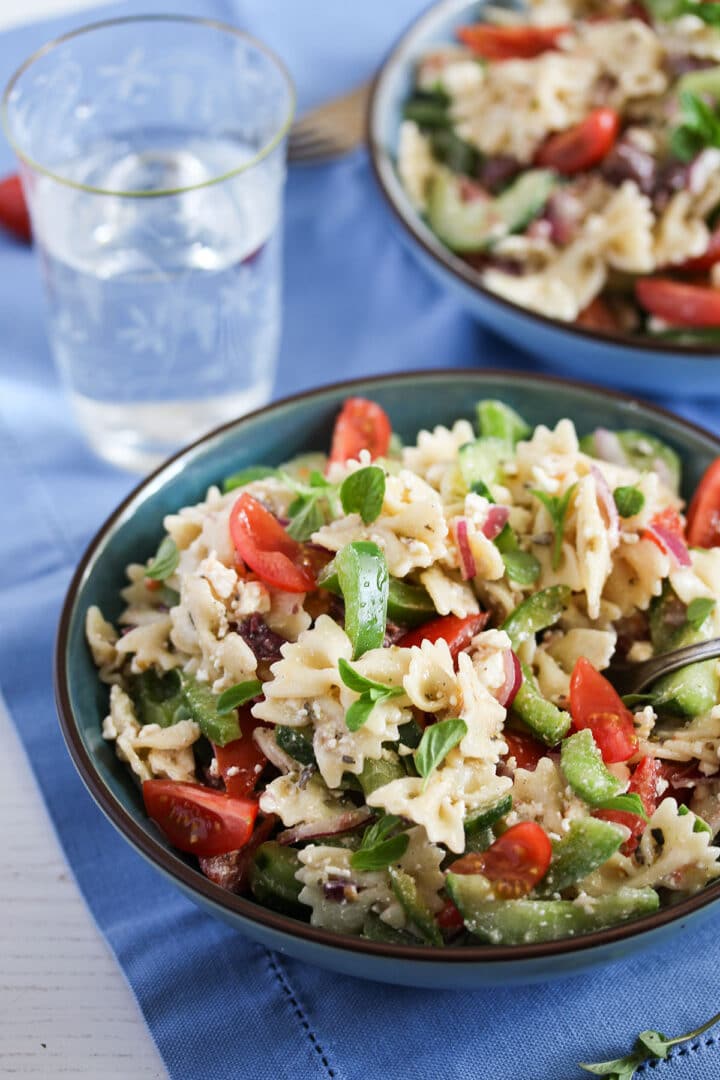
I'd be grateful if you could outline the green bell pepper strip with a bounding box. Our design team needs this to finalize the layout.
[538,818,625,896]
[511,664,572,746]
[561,729,623,805]
[275,726,316,767]
[357,751,407,797]
[476,399,530,446]
[335,541,389,658]
[501,586,572,649]
[464,793,513,837]
[249,843,306,919]
[180,675,241,747]
[318,560,435,629]
[646,611,719,718]
[130,669,188,729]
[445,877,659,944]
[388,867,443,946]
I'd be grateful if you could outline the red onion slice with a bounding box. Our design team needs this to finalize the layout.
[277,808,373,845]
[591,465,619,543]
[482,505,511,541]
[645,524,692,568]
[496,649,522,709]
[455,518,477,580]
[592,427,625,466]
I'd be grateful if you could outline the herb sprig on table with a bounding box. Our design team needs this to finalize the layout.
[579,1007,720,1078]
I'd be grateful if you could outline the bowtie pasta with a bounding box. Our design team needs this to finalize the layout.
[397,0,720,343]
[86,395,720,947]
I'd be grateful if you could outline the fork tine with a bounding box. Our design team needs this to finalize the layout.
[286,81,371,163]
[288,138,350,164]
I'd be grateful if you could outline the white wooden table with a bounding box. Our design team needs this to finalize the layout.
[0,7,165,1079]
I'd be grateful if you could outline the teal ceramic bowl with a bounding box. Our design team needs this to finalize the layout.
[367,0,720,395]
[55,370,720,988]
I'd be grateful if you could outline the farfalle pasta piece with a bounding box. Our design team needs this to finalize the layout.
[625,798,720,892]
[102,685,199,783]
[115,614,179,674]
[396,120,439,212]
[579,19,668,104]
[419,565,480,617]
[654,190,710,267]
[598,180,655,273]
[259,773,353,829]
[85,605,121,683]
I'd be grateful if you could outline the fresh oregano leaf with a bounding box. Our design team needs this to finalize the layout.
[286,494,326,541]
[502,549,542,584]
[222,465,278,493]
[351,815,409,871]
[613,485,645,518]
[686,596,715,632]
[579,1056,643,1079]
[216,679,263,715]
[339,658,403,732]
[580,1007,720,1079]
[532,483,577,571]
[414,718,467,788]
[595,793,648,821]
[145,536,179,581]
[635,1031,671,1059]
[340,465,386,524]
[678,804,713,833]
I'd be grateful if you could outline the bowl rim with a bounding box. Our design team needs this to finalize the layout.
[366,0,720,360]
[55,368,720,965]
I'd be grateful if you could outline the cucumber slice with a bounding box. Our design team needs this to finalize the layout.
[458,436,507,489]
[495,169,557,234]
[249,843,306,918]
[677,64,720,100]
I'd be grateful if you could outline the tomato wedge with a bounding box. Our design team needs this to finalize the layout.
[456,23,569,60]
[503,730,546,771]
[595,756,662,855]
[535,108,619,175]
[214,709,268,798]
[437,898,465,931]
[450,822,552,899]
[229,492,315,593]
[143,780,258,856]
[687,457,720,548]
[0,174,31,243]
[398,612,489,661]
[676,225,720,274]
[635,278,720,327]
[328,397,392,466]
[569,656,637,763]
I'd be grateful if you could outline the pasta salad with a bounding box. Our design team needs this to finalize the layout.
[86,396,720,947]
[397,0,720,343]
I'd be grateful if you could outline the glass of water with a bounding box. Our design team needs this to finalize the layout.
[2,16,295,472]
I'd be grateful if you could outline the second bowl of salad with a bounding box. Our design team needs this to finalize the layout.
[369,0,720,393]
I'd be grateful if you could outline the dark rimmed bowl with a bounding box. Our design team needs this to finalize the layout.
[367,0,720,396]
[55,370,720,988]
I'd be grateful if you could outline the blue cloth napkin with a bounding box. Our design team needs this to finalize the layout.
[1,3,720,1078]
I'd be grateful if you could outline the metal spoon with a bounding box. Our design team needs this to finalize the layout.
[607,638,720,697]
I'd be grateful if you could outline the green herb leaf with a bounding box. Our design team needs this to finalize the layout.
[145,536,179,581]
[532,484,577,571]
[286,494,326,542]
[222,465,278,493]
[336,541,389,659]
[502,549,542,584]
[671,90,720,162]
[635,1030,671,1059]
[595,793,649,821]
[579,1007,720,1079]
[686,597,716,632]
[362,813,404,847]
[339,658,403,732]
[579,1055,643,1079]
[678,804,713,833]
[613,485,645,518]
[158,585,180,608]
[216,679,263,715]
[340,465,386,525]
[345,697,379,732]
[414,718,467,787]
[350,815,410,871]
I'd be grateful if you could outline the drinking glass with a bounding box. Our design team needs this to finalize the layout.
[2,16,295,472]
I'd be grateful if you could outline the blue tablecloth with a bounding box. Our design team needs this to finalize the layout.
[1,2,720,1078]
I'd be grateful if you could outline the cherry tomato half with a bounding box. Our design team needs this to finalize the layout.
[143,780,258,857]
[635,278,720,327]
[503,730,547,772]
[676,225,720,274]
[229,492,315,593]
[687,457,720,549]
[456,23,569,60]
[535,108,619,175]
[0,174,31,243]
[328,397,392,466]
[569,656,637,763]
[398,612,489,661]
[595,755,662,855]
[214,709,268,798]
[450,822,552,899]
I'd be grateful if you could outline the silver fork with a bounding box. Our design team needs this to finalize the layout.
[607,638,720,697]
[287,82,371,164]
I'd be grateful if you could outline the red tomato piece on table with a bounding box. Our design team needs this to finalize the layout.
[569,656,637,763]
[687,457,720,549]
[635,278,720,327]
[328,397,392,466]
[503,730,546,772]
[229,492,315,593]
[449,822,552,899]
[214,709,268,798]
[143,780,258,857]
[0,174,31,243]
[535,109,619,175]
[456,24,569,60]
[398,612,489,661]
[595,756,662,855]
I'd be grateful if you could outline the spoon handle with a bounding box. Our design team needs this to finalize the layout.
[610,637,720,696]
